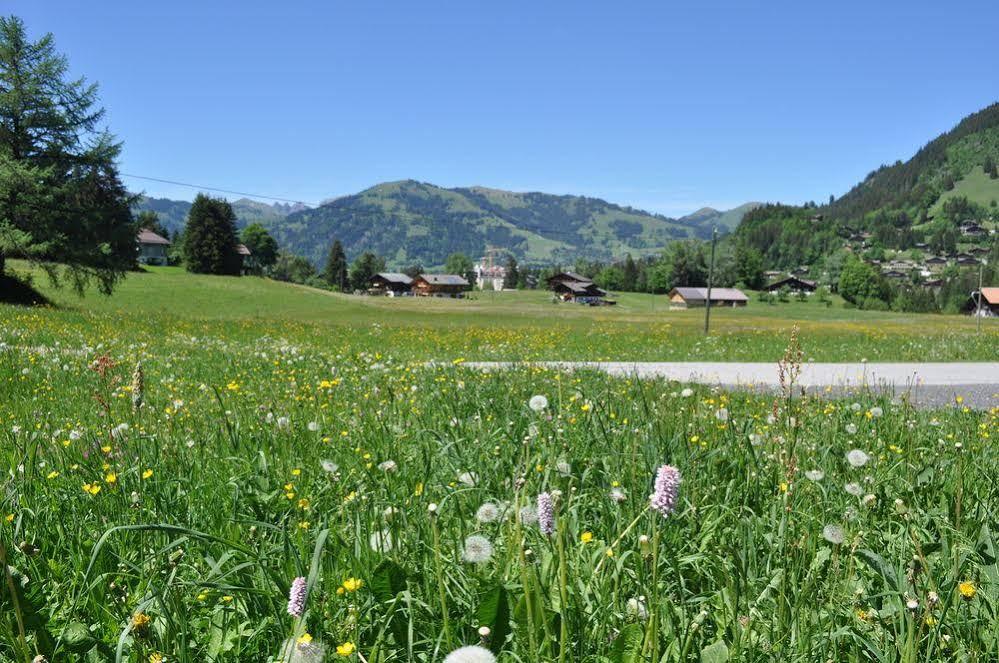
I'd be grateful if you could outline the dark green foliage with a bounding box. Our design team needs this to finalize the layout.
[838,257,890,307]
[182,195,241,275]
[0,15,136,294]
[504,255,520,289]
[477,584,511,654]
[734,244,765,289]
[348,251,385,291]
[621,254,639,291]
[321,239,348,290]
[270,251,315,284]
[136,210,169,238]
[240,223,278,273]
[445,252,474,283]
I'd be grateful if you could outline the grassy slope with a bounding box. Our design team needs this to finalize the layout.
[930,166,999,217]
[4,262,997,363]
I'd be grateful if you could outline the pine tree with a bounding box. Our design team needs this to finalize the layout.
[322,239,348,290]
[182,194,241,275]
[621,254,638,291]
[503,255,520,289]
[348,251,385,291]
[0,15,135,294]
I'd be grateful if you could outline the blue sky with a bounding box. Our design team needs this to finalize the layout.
[11,0,999,216]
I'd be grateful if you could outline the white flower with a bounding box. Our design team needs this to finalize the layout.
[443,645,496,663]
[869,406,883,418]
[461,535,494,564]
[805,470,824,482]
[680,388,694,398]
[458,471,478,487]
[862,494,876,507]
[846,449,870,468]
[378,460,398,473]
[68,429,82,441]
[715,408,729,422]
[822,524,845,545]
[850,403,862,412]
[307,421,319,432]
[276,416,290,429]
[845,423,858,435]
[279,637,326,663]
[556,460,571,477]
[369,528,394,553]
[476,502,501,523]
[626,596,648,620]
[609,487,627,503]
[528,395,549,412]
[844,482,863,496]
[320,460,339,475]
[518,505,539,525]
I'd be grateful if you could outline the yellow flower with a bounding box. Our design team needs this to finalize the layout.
[342,577,363,592]
[336,642,355,656]
[297,498,310,510]
[196,592,208,601]
[83,483,101,496]
[958,581,976,599]
[46,470,60,480]
[142,469,154,480]
[4,514,13,523]
[298,521,310,530]
[291,468,301,476]
[149,654,165,663]
[580,531,593,544]
[101,445,112,454]
[105,472,117,485]
[297,632,313,645]
[132,612,151,630]
[221,595,233,603]
[414,482,424,496]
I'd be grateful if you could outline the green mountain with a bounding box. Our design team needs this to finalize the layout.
[679,202,761,231]
[264,180,727,267]
[132,196,304,234]
[735,102,999,269]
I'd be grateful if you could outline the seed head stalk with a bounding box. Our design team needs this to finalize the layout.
[429,511,453,649]
[556,518,570,663]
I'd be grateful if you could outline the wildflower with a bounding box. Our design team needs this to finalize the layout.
[528,395,548,412]
[320,460,339,475]
[458,471,478,487]
[369,528,393,553]
[518,504,538,525]
[82,483,101,496]
[537,492,555,536]
[149,654,165,663]
[105,472,117,485]
[307,421,319,432]
[805,469,824,482]
[476,502,501,523]
[335,642,355,657]
[870,406,883,418]
[650,464,681,518]
[377,460,397,473]
[46,471,59,480]
[844,482,863,496]
[626,596,649,620]
[845,423,858,435]
[609,487,626,503]
[287,576,307,617]
[556,460,571,476]
[846,449,870,468]
[680,388,694,398]
[462,535,494,563]
[142,469,153,480]
[341,577,363,592]
[715,408,729,422]
[580,531,593,544]
[906,598,919,611]
[131,362,144,411]
[822,524,845,545]
[958,581,976,599]
[443,645,496,663]
[132,612,151,632]
[277,416,290,429]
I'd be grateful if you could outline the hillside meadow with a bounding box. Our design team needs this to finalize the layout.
[0,265,997,662]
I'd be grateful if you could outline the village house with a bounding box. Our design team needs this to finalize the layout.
[136,228,170,265]
[764,275,817,293]
[368,272,413,296]
[882,269,907,280]
[959,221,987,238]
[924,255,948,269]
[235,243,252,275]
[547,272,609,304]
[668,287,748,309]
[965,287,999,316]
[412,274,469,297]
[955,253,980,267]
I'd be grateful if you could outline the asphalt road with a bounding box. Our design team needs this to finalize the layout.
[464,362,999,410]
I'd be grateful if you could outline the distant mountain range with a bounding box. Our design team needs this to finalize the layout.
[133,182,757,267]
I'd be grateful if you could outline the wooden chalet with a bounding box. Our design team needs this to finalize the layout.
[764,275,817,293]
[965,287,999,316]
[412,274,469,297]
[136,229,170,265]
[547,272,609,304]
[369,272,413,296]
[668,287,748,309]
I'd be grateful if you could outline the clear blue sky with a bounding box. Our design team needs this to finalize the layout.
[11,0,999,216]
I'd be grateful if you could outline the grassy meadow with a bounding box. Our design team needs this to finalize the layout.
[1,265,998,662]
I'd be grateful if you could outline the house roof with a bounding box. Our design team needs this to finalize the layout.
[137,229,170,245]
[417,274,469,286]
[981,287,999,305]
[549,271,592,284]
[766,276,816,289]
[236,243,252,256]
[372,272,413,285]
[669,287,748,302]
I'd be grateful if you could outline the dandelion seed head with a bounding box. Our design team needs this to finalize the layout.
[443,645,497,663]
[462,535,494,564]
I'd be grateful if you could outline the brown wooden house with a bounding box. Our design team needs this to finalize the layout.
[668,287,748,309]
[369,273,413,296]
[764,275,817,293]
[412,274,469,297]
[547,271,609,304]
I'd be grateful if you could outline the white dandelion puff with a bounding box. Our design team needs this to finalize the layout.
[461,535,494,564]
[528,395,549,412]
[476,502,501,523]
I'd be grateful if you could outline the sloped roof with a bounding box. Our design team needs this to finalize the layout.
[981,287,999,305]
[137,229,170,245]
[417,274,469,286]
[669,287,748,302]
[549,271,593,284]
[373,272,413,285]
[236,244,252,256]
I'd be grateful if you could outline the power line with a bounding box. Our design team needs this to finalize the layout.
[120,173,316,207]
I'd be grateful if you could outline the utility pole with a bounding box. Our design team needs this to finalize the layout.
[976,260,986,334]
[704,227,718,335]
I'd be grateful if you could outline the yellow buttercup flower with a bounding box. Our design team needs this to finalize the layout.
[336,642,355,656]
[142,469,153,479]
[342,577,363,592]
[958,581,976,599]
[105,472,117,485]
[580,531,593,544]
[83,483,101,496]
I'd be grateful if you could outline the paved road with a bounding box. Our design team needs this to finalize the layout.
[464,362,999,409]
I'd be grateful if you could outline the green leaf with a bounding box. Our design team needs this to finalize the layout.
[608,623,644,663]
[700,639,730,663]
[855,549,901,592]
[477,584,511,654]
[370,559,407,603]
[61,622,94,652]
